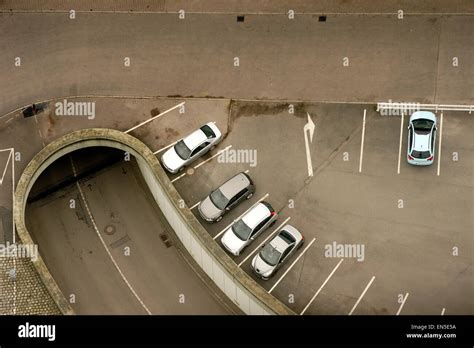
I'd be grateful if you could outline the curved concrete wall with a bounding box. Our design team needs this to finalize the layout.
[14,128,294,315]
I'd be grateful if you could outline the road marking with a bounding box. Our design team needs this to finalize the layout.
[437,112,443,176]
[0,148,15,243]
[213,193,269,241]
[153,141,177,155]
[0,149,13,185]
[304,113,315,177]
[348,276,376,315]
[11,148,15,244]
[269,238,316,294]
[300,258,344,315]
[397,112,405,174]
[441,307,445,315]
[359,109,367,173]
[170,173,186,183]
[396,292,409,315]
[70,157,152,315]
[194,145,232,169]
[190,201,201,210]
[170,145,233,183]
[125,102,184,134]
[238,217,291,267]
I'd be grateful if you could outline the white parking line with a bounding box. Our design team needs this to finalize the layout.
[153,141,177,155]
[348,275,376,315]
[437,112,443,176]
[194,145,232,169]
[0,148,15,243]
[268,238,316,294]
[0,149,13,185]
[190,201,201,210]
[125,102,185,134]
[396,292,409,315]
[238,217,291,267]
[397,112,405,174]
[359,109,367,173]
[70,158,152,315]
[213,193,269,240]
[170,173,186,183]
[170,145,233,184]
[441,307,445,315]
[300,258,344,315]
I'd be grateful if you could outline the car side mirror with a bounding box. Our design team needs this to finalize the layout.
[225,207,230,211]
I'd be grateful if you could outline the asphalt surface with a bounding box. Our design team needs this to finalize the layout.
[0,9,472,315]
[25,155,232,314]
[0,12,473,117]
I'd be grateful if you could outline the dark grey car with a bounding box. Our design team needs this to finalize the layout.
[198,172,255,223]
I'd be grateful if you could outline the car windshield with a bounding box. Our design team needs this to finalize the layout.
[411,150,431,159]
[260,244,281,266]
[174,140,191,160]
[209,189,228,210]
[200,125,216,139]
[232,219,252,241]
[412,119,433,134]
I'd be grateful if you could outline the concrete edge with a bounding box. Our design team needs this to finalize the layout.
[13,128,295,315]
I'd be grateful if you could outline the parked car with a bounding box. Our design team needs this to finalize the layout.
[198,172,255,223]
[407,111,437,166]
[251,225,304,280]
[221,202,278,256]
[161,122,222,173]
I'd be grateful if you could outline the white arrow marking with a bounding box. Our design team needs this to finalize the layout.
[304,113,315,177]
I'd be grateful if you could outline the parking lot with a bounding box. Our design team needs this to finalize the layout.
[0,95,471,315]
[153,100,473,315]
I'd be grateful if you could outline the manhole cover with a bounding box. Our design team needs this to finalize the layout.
[186,168,195,175]
[104,225,116,235]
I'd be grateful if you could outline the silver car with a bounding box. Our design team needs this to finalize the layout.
[161,122,222,174]
[221,202,278,256]
[407,111,437,166]
[198,172,255,223]
[251,225,304,280]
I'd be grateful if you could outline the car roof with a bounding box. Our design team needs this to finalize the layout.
[269,234,291,253]
[183,128,207,150]
[413,133,431,151]
[241,203,271,229]
[219,173,251,199]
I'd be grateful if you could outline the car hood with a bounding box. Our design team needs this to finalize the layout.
[221,228,247,253]
[199,196,223,220]
[162,147,185,172]
[252,253,275,275]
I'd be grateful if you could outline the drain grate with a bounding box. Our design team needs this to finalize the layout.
[237,15,245,22]
[319,15,327,22]
[160,234,172,248]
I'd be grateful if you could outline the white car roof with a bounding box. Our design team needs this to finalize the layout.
[270,235,291,253]
[183,129,207,150]
[241,203,271,229]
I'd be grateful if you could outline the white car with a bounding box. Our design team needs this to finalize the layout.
[221,202,278,256]
[161,122,222,173]
[407,111,437,166]
[251,225,304,280]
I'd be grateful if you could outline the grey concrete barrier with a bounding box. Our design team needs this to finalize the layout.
[14,128,295,315]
